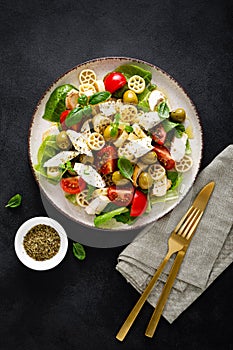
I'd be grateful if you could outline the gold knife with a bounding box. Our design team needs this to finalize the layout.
[145,181,215,337]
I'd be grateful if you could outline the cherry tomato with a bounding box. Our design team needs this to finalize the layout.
[152,124,166,145]
[130,189,148,217]
[96,146,118,175]
[60,110,70,124]
[60,177,86,194]
[104,72,127,93]
[153,144,175,170]
[107,185,134,207]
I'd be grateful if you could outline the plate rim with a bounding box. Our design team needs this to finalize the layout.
[28,56,203,232]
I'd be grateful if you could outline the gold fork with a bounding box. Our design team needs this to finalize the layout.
[116,182,215,341]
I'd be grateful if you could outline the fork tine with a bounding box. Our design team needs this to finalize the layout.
[185,209,203,239]
[178,207,199,237]
[173,206,194,233]
[178,208,202,239]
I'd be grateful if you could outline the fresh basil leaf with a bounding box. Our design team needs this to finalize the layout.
[73,242,86,260]
[65,105,92,127]
[89,91,111,105]
[158,101,170,119]
[118,158,133,181]
[175,124,185,138]
[112,84,128,99]
[167,171,182,190]
[162,119,179,133]
[86,184,96,201]
[110,124,118,137]
[65,194,77,205]
[125,125,134,133]
[5,194,22,208]
[115,211,137,225]
[94,207,129,227]
[78,94,88,106]
[185,139,192,154]
[42,84,77,122]
[114,64,152,85]
[114,113,121,123]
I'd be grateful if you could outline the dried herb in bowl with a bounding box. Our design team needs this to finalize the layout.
[23,224,60,261]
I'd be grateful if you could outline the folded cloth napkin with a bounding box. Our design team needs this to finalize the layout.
[116,145,233,323]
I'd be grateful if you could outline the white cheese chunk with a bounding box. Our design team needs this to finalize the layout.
[92,113,111,133]
[125,136,153,158]
[73,163,106,188]
[148,90,166,111]
[152,176,167,197]
[43,151,79,167]
[170,133,188,162]
[66,130,92,156]
[98,101,116,116]
[137,111,160,130]
[85,196,110,215]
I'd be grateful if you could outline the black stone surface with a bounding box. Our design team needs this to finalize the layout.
[0,1,232,349]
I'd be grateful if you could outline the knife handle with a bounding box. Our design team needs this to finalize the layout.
[116,251,172,341]
[145,250,185,338]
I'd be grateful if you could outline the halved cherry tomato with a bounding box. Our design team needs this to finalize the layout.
[130,189,148,217]
[60,110,70,124]
[153,144,175,170]
[107,185,134,207]
[96,145,118,175]
[151,124,166,145]
[61,177,86,194]
[104,72,127,93]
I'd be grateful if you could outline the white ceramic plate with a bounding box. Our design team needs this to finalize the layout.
[14,217,68,270]
[28,57,202,231]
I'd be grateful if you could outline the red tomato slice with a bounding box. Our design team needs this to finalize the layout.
[153,144,175,170]
[107,185,134,207]
[104,72,127,93]
[130,189,148,217]
[96,146,118,174]
[152,124,166,145]
[61,177,86,194]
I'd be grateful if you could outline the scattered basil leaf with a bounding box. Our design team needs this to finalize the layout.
[118,158,133,181]
[86,184,96,201]
[110,124,118,137]
[60,161,74,175]
[73,242,86,260]
[114,64,152,85]
[89,91,111,105]
[115,211,138,225]
[158,101,170,119]
[5,194,22,208]
[78,94,88,107]
[94,207,129,227]
[162,119,179,133]
[125,125,134,133]
[167,171,182,190]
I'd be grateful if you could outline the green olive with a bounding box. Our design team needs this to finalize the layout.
[123,90,138,104]
[112,171,130,186]
[103,125,118,141]
[138,172,153,189]
[56,131,72,150]
[141,151,157,164]
[79,154,94,164]
[170,108,186,123]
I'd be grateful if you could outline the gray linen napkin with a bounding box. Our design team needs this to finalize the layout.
[116,145,233,323]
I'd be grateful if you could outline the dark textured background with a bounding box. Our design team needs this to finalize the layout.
[0,0,233,349]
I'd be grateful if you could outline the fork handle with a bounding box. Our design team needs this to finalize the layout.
[145,250,185,338]
[116,251,172,341]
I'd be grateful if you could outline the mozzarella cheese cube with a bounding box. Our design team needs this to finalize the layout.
[148,90,166,111]
[66,130,92,156]
[73,163,106,188]
[137,111,160,130]
[43,151,79,167]
[170,133,188,162]
[98,101,116,117]
[152,176,167,197]
[85,196,110,215]
[126,136,153,158]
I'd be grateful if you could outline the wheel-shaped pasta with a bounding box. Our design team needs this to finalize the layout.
[175,155,193,172]
[87,132,105,150]
[118,144,136,162]
[79,69,96,85]
[120,105,138,123]
[79,83,96,97]
[92,188,108,198]
[65,89,79,109]
[76,190,90,207]
[148,163,165,181]
[128,75,146,94]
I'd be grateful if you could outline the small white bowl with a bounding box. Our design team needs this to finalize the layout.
[14,216,68,271]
